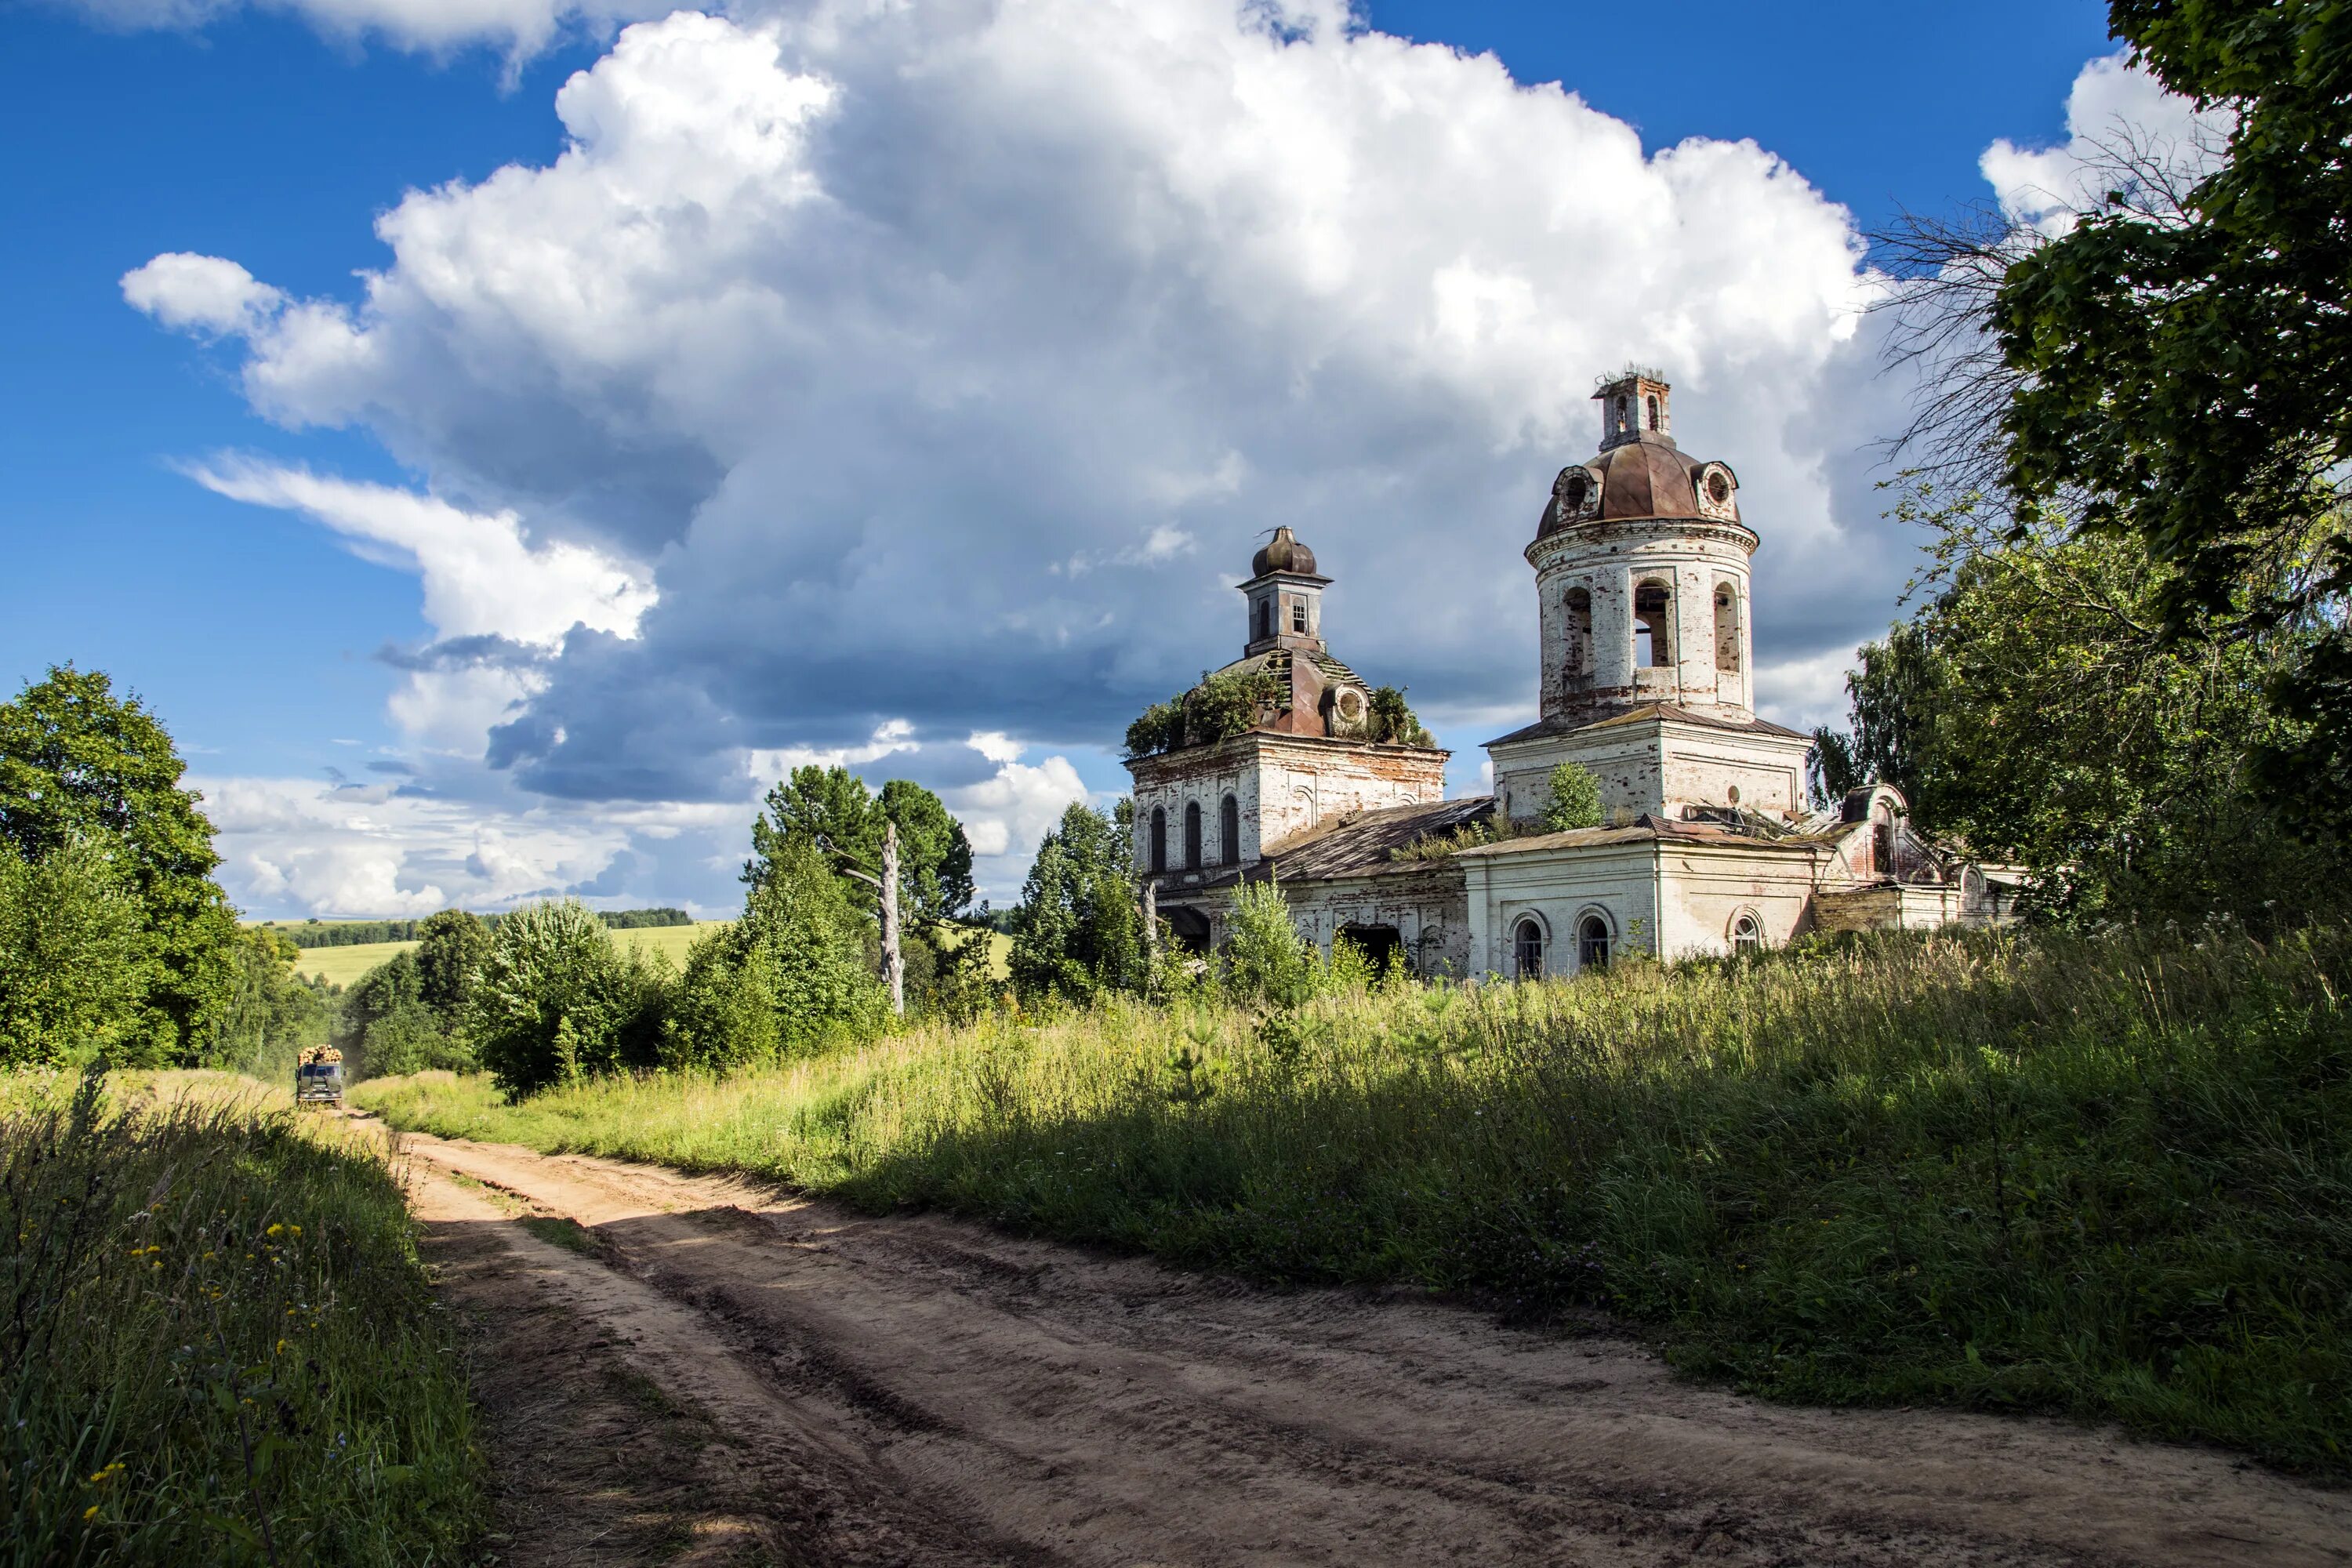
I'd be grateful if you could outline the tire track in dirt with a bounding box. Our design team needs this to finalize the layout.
[396,1126,2351,1568]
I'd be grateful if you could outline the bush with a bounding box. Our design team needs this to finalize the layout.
[663,844,885,1072]
[1222,879,1315,1006]
[469,899,665,1097]
[0,835,151,1067]
[0,1072,482,1563]
[1540,761,1603,832]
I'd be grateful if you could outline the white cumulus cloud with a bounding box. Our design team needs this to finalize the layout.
[1980,50,2234,235]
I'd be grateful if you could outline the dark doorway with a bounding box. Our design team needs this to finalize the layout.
[1340,923,1403,977]
[1167,906,1213,956]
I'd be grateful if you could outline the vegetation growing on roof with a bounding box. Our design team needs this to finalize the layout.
[1123,664,1289,758]
[1367,686,1435,747]
[1386,818,1504,862]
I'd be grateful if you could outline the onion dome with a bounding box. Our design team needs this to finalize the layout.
[1251,524,1319,579]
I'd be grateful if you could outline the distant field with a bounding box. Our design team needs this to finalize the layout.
[292,922,730,988]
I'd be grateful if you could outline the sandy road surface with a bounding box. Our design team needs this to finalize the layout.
[390,1126,2349,1568]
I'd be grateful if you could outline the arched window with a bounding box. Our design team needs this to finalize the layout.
[1872,802,1895,879]
[1563,586,1592,680]
[1255,599,1272,641]
[1577,914,1611,971]
[1731,913,1762,955]
[1514,918,1544,981]
[1615,396,1630,434]
[1220,794,1240,866]
[1714,586,1740,673]
[1184,801,1203,870]
[1149,806,1167,875]
[1645,394,1660,432]
[1634,579,1673,669]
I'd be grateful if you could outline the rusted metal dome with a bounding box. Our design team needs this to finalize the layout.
[1537,437,1738,539]
[1251,524,1319,579]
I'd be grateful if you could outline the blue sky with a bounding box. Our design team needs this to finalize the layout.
[2,0,2135,916]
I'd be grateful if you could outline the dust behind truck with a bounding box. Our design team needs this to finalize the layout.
[296,1044,344,1107]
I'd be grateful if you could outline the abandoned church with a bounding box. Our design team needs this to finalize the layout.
[1124,369,2019,978]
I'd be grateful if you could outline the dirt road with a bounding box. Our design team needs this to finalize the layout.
[391,1126,2348,1568]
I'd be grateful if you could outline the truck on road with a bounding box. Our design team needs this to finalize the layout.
[296,1044,345,1107]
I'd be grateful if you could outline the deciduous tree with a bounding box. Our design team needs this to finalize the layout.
[0,666,236,1060]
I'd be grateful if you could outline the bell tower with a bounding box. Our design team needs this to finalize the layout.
[1486,368,1813,826]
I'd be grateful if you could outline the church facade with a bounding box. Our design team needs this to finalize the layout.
[1127,370,2017,979]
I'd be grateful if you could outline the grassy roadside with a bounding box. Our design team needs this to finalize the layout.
[358,924,2352,1476]
[2,1070,483,1565]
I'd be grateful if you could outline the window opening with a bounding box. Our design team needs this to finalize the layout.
[1184,801,1203,870]
[1645,394,1660,431]
[1732,914,1762,955]
[1577,914,1610,971]
[1291,600,1308,633]
[1220,794,1240,866]
[1564,586,1592,679]
[1255,599,1271,641]
[1514,919,1544,981]
[1149,807,1167,875]
[1634,579,1672,669]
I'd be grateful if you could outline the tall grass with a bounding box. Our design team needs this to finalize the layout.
[358,924,2352,1474]
[2,1072,482,1565]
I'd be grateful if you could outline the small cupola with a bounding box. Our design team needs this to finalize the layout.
[1595,367,1674,452]
[1240,525,1332,654]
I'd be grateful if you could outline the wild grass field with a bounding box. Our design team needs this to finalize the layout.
[289,921,732,988]
[359,923,2352,1476]
[2,1071,482,1565]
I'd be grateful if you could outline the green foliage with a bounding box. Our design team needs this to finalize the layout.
[746,764,975,924]
[596,906,694,929]
[880,778,976,921]
[1123,700,1186,760]
[0,666,238,1062]
[1819,488,2347,924]
[1387,818,1502,862]
[665,843,887,1070]
[1991,2,2352,836]
[0,835,151,1067]
[208,924,330,1080]
[414,908,490,1021]
[1537,762,1602,833]
[469,899,666,1098]
[1009,803,1145,1005]
[1185,665,1287,746]
[1221,879,1315,1007]
[1367,685,1435,747]
[1,1073,482,1563]
[361,924,2352,1475]
[923,925,1004,1026]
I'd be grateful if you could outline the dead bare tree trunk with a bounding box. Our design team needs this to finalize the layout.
[1142,877,1159,990]
[881,820,904,1016]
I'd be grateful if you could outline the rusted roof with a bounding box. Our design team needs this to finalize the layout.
[1455,812,1831,859]
[1485,702,1810,748]
[1538,435,1738,538]
[1167,796,1496,895]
